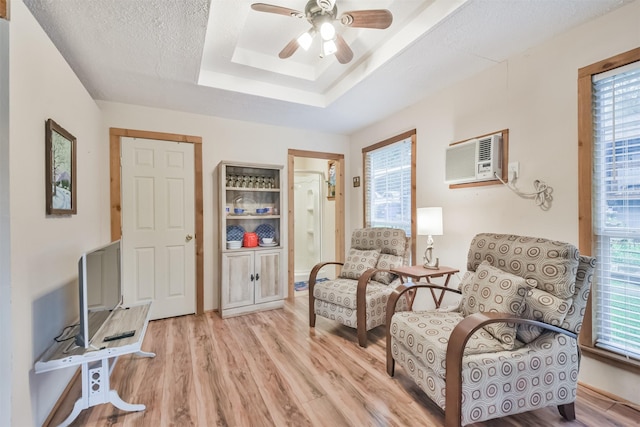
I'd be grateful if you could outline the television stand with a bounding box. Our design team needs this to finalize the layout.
[35,302,154,427]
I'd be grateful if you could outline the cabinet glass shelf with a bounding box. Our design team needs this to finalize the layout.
[225,187,280,192]
[223,246,281,252]
[227,215,281,219]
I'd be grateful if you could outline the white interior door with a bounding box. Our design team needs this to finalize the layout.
[121,137,195,319]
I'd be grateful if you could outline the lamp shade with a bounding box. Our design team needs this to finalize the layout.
[417,207,443,236]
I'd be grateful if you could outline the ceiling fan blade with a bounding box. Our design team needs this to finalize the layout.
[251,3,304,18]
[334,34,353,64]
[340,9,393,29]
[279,38,300,59]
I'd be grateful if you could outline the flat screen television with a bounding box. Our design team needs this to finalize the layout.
[75,240,123,348]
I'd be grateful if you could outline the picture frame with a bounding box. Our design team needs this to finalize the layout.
[45,119,77,215]
[327,160,336,200]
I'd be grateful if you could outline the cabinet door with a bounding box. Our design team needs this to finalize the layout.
[254,250,284,304]
[221,252,254,309]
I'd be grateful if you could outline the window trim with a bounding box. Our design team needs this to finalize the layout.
[578,46,640,372]
[362,129,417,262]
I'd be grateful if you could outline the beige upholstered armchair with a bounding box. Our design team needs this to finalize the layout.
[309,227,411,347]
[386,233,596,426]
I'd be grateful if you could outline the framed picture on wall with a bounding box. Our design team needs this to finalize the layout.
[327,160,336,200]
[45,118,77,215]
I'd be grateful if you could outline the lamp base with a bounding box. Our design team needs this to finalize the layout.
[423,257,440,270]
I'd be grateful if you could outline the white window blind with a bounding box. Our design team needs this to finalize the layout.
[364,138,412,236]
[592,61,640,360]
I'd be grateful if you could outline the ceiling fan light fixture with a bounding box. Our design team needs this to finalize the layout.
[252,1,394,63]
[322,39,337,56]
[320,22,336,41]
[297,31,314,51]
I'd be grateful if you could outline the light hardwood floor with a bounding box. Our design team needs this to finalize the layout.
[49,295,640,427]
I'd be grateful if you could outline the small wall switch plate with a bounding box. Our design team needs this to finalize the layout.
[353,176,361,187]
[508,161,520,180]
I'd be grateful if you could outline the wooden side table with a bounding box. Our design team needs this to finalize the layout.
[391,265,459,308]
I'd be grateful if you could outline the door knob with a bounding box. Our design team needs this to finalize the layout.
[186,234,193,242]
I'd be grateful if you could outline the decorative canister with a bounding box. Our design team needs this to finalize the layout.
[243,232,258,247]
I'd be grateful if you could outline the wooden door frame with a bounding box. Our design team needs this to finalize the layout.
[109,128,204,315]
[287,150,345,301]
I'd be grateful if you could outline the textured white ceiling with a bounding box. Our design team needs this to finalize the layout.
[24,0,632,135]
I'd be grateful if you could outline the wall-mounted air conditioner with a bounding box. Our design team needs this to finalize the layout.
[445,133,502,184]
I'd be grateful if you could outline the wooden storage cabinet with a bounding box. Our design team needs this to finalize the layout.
[218,161,285,318]
[221,250,283,312]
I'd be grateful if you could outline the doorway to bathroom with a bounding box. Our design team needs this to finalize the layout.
[293,170,324,287]
[287,150,345,299]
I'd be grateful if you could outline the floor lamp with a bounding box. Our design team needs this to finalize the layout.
[418,207,443,269]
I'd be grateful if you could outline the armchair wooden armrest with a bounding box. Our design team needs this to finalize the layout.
[445,312,579,427]
[386,284,462,375]
[309,261,344,329]
[354,268,393,347]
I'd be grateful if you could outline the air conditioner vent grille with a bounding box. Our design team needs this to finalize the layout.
[478,138,492,162]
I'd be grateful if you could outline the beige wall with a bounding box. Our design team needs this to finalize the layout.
[97,101,349,311]
[349,0,640,405]
[9,2,106,425]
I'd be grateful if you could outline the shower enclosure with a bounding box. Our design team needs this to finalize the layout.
[294,171,323,283]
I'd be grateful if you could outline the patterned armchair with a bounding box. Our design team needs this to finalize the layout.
[309,227,411,347]
[386,233,596,426]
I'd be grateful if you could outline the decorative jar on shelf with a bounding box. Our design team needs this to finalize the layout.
[243,232,258,247]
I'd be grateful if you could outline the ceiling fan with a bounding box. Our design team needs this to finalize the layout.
[251,0,393,64]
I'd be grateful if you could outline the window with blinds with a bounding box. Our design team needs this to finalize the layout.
[592,61,640,360]
[364,137,412,236]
